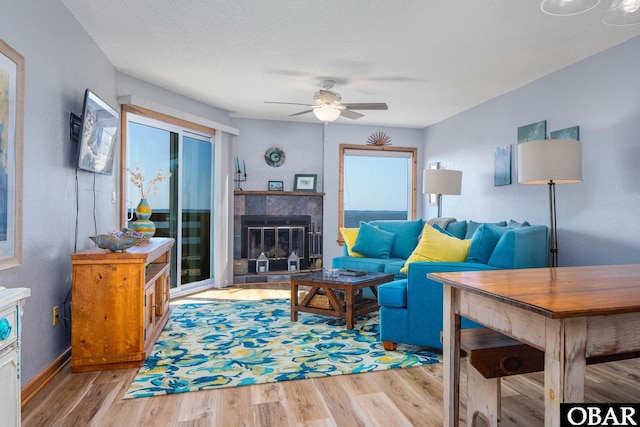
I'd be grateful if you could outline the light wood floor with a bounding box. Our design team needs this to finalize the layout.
[22,284,640,427]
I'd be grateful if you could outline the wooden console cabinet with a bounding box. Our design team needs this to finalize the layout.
[71,237,174,373]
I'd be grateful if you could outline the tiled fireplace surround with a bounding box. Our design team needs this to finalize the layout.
[233,191,323,282]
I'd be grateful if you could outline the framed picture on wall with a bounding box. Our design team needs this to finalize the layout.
[268,181,284,191]
[0,38,24,270]
[294,174,317,192]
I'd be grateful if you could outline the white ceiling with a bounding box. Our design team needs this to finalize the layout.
[60,0,640,129]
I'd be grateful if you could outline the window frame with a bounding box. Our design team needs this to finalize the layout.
[337,144,418,245]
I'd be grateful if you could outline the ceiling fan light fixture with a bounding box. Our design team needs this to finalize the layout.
[540,0,600,15]
[313,104,341,122]
[602,0,640,25]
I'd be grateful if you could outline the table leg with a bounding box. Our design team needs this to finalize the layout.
[443,285,461,427]
[369,285,378,298]
[544,317,587,427]
[345,287,354,329]
[291,282,298,322]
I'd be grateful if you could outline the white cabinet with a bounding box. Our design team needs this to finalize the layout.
[0,287,30,427]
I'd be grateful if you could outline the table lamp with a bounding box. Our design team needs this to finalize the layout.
[423,168,462,218]
[518,139,582,267]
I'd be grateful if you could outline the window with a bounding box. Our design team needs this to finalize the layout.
[338,144,417,243]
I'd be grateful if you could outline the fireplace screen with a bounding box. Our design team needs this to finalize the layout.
[248,226,305,260]
[241,215,312,271]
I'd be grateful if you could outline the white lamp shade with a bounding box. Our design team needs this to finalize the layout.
[518,139,582,184]
[313,104,341,122]
[423,169,462,195]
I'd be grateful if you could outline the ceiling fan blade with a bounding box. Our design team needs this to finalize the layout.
[340,102,388,111]
[340,109,364,120]
[264,101,314,107]
[289,109,314,117]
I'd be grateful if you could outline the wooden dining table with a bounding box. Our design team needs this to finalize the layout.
[428,264,640,427]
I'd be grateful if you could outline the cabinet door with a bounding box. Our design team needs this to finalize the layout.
[155,269,170,317]
[0,346,20,427]
[144,285,156,345]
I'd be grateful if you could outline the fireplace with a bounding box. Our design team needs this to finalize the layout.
[241,215,312,272]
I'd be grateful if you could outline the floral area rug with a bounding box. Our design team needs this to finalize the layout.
[123,298,439,399]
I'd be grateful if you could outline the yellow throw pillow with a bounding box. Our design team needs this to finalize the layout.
[340,227,365,258]
[400,225,471,274]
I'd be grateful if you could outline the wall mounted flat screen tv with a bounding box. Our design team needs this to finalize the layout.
[76,89,119,175]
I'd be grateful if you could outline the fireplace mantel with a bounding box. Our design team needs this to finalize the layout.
[234,191,324,197]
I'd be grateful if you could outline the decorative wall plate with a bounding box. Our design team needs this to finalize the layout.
[264,147,285,167]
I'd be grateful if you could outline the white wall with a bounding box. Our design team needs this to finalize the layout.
[423,35,640,267]
[228,118,324,192]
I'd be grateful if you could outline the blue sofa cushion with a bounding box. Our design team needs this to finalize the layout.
[352,221,396,259]
[378,279,407,308]
[465,220,508,239]
[332,256,398,272]
[445,220,468,239]
[465,220,481,239]
[466,223,509,264]
[488,225,549,269]
[370,219,423,259]
[383,260,406,277]
[508,219,530,228]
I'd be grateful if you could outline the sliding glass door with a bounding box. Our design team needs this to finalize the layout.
[125,114,214,295]
[181,134,213,286]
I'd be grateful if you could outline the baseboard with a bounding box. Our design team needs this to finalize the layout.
[22,347,71,407]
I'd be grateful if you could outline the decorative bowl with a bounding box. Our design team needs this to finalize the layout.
[89,234,143,252]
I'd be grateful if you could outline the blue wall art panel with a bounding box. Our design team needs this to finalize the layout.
[494,145,512,186]
[517,120,547,144]
[550,125,580,140]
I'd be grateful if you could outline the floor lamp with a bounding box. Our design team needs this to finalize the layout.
[518,139,582,267]
[423,168,462,218]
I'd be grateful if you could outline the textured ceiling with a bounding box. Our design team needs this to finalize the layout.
[60,0,640,128]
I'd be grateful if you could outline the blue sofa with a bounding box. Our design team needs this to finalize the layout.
[332,219,549,350]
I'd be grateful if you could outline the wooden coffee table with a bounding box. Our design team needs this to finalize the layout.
[290,271,394,329]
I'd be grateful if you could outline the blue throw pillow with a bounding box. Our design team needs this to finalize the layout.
[432,223,455,237]
[370,219,423,259]
[466,223,509,264]
[465,220,509,239]
[508,219,531,228]
[352,222,396,259]
[465,220,482,239]
[446,220,468,239]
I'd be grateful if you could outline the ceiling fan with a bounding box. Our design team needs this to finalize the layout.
[265,80,388,122]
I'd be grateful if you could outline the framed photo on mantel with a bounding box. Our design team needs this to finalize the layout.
[268,180,284,191]
[294,174,317,192]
